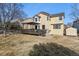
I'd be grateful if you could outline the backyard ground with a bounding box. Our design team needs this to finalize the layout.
[0,34,79,56]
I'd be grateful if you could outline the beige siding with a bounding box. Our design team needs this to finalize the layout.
[38,14,49,30]
[49,24,64,35]
[23,24,35,29]
[50,16,64,24]
[22,18,34,29]
[49,16,64,35]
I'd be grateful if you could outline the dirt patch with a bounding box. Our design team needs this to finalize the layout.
[0,34,79,55]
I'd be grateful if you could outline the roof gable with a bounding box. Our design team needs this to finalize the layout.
[50,13,64,17]
[38,11,50,16]
[37,12,64,17]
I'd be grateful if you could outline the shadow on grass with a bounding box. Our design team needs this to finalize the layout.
[29,43,79,56]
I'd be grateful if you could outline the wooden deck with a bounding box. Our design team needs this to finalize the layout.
[21,29,47,36]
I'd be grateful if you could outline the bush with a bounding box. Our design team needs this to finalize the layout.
[29,43,78,56]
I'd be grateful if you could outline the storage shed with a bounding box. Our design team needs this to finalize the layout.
[66,27,77,36]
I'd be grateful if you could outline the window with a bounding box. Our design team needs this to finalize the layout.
[42,25,45,29]
[53,24,61,29]
[35,18,37,22]
[59,16,62,20]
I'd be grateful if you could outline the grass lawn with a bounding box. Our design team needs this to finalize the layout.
[0,34,79,56]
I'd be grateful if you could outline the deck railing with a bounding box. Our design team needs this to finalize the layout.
[21,29,47,36]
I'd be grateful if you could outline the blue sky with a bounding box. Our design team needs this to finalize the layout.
[23,3,75,24]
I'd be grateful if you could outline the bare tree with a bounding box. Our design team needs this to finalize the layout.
[71,4,79,20]
[67,22,73,27]
[0,3,26,36]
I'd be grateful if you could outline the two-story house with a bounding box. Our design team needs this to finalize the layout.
[22,12,64,36]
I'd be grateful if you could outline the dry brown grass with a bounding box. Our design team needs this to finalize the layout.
[0,34,79,56]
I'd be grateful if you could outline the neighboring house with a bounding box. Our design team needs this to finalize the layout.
[22,12,64,36]
[11,19,23,27]
[73,20,79,33]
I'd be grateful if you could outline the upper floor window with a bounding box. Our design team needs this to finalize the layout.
[34,16,40,22]
[53,24,61,29]
[35,18,38,22]
[59,16,62,20]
